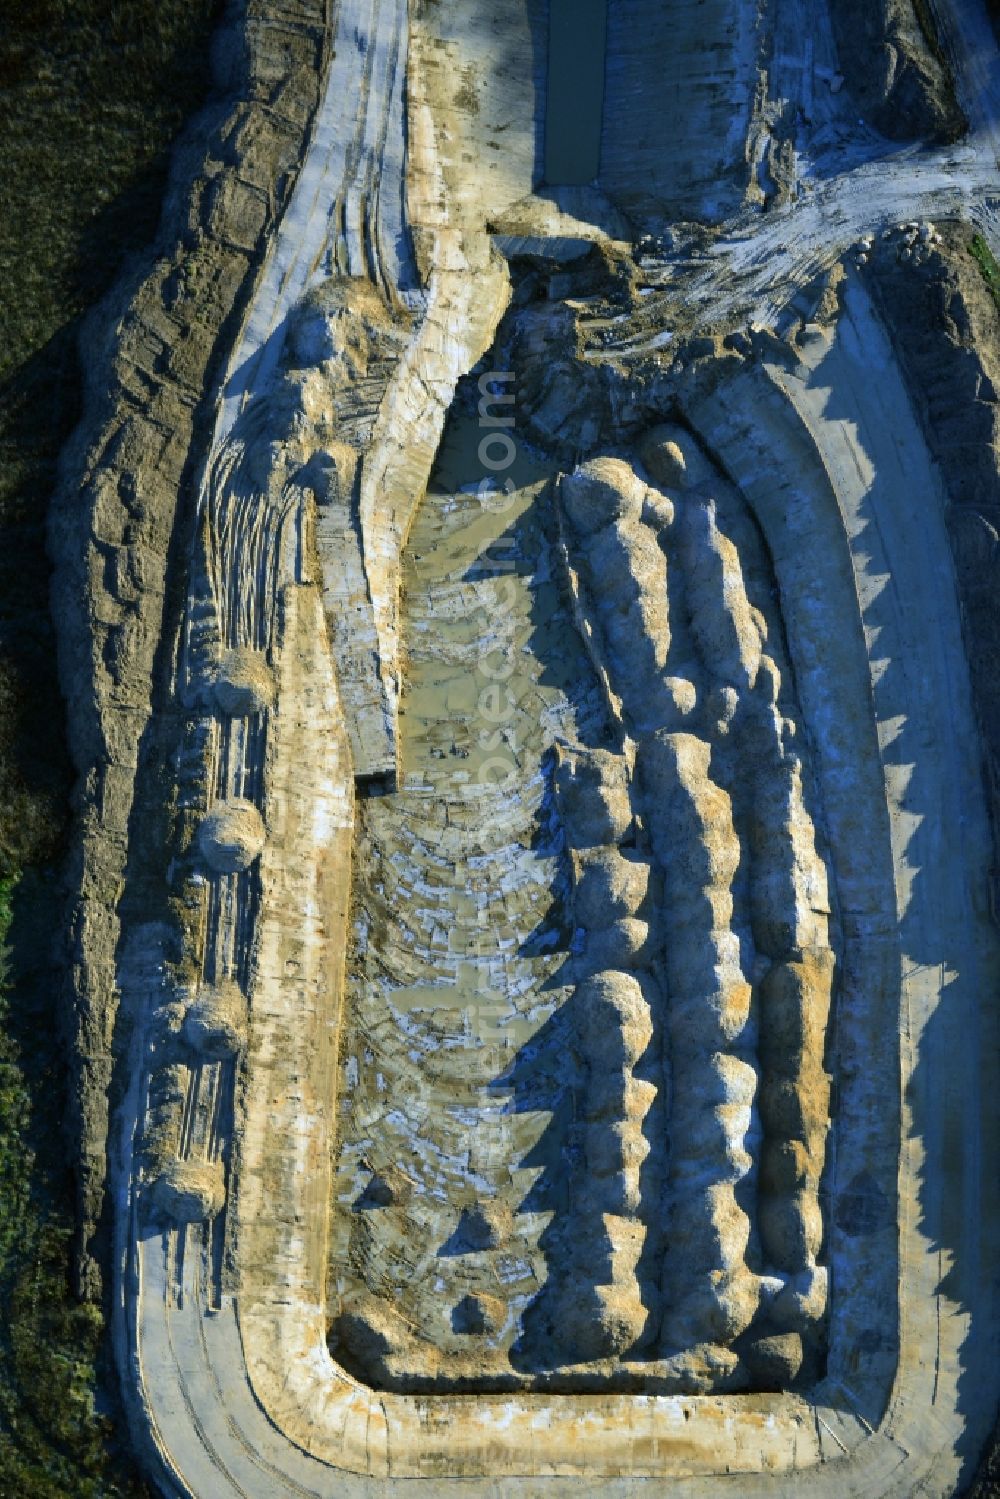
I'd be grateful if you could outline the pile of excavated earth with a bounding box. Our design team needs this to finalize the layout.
[47,0,1000,1493]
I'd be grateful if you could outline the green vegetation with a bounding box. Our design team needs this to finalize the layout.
[0,0,219,1490]
[969,232,1000,315]
[0,872,144,1498]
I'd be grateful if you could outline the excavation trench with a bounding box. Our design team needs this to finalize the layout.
[328,379,604,1388]
[323,355,844,1394]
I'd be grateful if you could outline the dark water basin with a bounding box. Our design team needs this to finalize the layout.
[545,0,607,185]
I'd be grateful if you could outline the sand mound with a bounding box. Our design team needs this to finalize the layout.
[198,799,265,873]
[639,424,714,489]
[560,456,646,533]
[149,1159,225,1223]
[213,648,275,717]
[182,980,248,1058]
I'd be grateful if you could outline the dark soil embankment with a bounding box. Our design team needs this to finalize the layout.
[0,2,217,1492]
[830,0,966,142]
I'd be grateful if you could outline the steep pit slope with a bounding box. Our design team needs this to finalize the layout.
[49,0,334,1297]
[599,0,765,221]
[830,0,967,140]
[868,225,1000,823]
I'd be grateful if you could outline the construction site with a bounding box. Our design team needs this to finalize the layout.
[43,0,1000,1491]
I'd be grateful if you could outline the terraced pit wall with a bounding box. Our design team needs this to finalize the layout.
[49,0,334,1297]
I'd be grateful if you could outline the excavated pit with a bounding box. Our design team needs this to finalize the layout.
[328,379,585,1389]
[60,0,1000,1488]
[325,365,846,1396]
